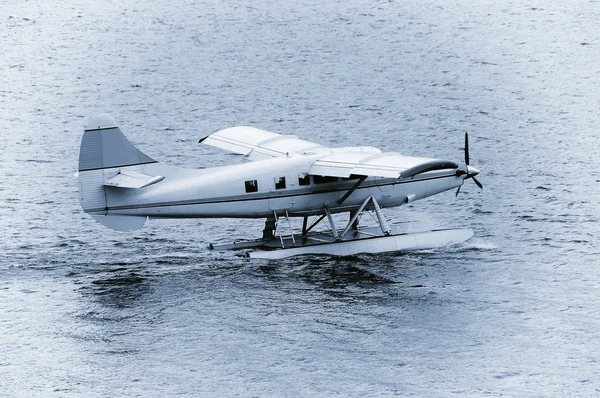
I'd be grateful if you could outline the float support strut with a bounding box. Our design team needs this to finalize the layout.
[340,195,373,238]
[303,214,326,236]
[324,207,340,241]
[371,196,391,235]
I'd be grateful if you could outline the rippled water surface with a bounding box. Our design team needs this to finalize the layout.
[2,0,600,396]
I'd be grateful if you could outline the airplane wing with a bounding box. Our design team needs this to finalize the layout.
[309,151,459,179]
[199,126,324,161]
[199,126,459,178]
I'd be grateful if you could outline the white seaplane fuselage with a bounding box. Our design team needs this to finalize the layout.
[88,149,464,220]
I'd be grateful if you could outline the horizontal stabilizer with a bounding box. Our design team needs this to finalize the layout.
[92,215,147,231]
[104,170,165,189]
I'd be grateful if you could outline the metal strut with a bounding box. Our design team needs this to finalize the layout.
[324,207,340,241]
[340,195,373,238]
[338,175,367,205]
[303,195,392,241]
[371,196,391,235]
[302,214,327,236]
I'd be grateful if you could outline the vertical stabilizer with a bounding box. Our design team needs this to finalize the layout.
[78,114,155,231]
[79,114,156,172]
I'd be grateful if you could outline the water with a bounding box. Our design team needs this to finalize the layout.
[1,0,600,396]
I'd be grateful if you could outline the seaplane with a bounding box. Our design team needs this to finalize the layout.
[78,114,482,259]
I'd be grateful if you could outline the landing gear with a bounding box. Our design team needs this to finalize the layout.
[212,195,392,250]
[209,195,474,258]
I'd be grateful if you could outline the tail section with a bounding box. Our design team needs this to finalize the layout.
[78,114,158,231]
[79,114,156,174]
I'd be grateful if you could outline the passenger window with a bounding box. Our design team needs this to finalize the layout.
[274,176,286,190]
[298,174,310,186]
[245,180,258,193]
[314,175,338,184]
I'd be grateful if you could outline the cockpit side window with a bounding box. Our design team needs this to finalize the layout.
[274,176,286,190]
[298,174,310,186]
[313,175,338,184]
[245,180,258,193]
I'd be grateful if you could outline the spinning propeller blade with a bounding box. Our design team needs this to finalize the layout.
[456,132,483,195]
[465,132,470,165]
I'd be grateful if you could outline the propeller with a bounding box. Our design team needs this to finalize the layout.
[456,132,483,196]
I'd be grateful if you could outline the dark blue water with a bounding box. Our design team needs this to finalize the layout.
[2,0,600,396]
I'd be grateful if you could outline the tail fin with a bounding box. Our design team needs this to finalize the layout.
[78,114,157,231]
[79,114,156,172]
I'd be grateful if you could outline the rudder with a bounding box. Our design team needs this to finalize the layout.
[78,114,155,231]
[79,114,156,174]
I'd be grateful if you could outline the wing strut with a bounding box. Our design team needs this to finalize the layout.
[338,176,367,205]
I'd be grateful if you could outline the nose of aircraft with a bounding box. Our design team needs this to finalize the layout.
[467,165,480,176]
